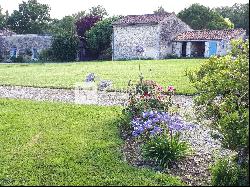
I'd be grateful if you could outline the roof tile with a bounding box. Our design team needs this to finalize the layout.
[112,13,172,26]
[174,29,246,41]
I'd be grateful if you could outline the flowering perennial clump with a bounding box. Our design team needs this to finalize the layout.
[85,73,95,82]
[122,76,192,168]
[132,110,196,138]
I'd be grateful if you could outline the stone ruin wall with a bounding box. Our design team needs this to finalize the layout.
[113,24,160,60]
[0,34,52,60]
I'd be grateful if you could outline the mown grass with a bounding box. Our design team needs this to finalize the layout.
[0,59,203,94]
[0,99,184,186]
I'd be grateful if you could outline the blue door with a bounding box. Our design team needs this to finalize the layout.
[209,41,217,57]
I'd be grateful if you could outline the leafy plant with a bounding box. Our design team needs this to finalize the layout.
[130,109,194,168]
[50,33,79,62]
[211,156,249,186]
[10,55,24,63]
[86,16,120,59]
[188,39,249,186]
[39,48,53,61]
[142,132,189,168]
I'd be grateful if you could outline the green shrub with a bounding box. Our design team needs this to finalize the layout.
[188,39,249,151]
[86,16,121,59]
[39,49,53,61]
[98,47,112,60]
[142,132,189,168]
[164,54,179,59]
[211,156,249,186]
[188,39,249,185]
[50,33,79,62]
[10,56,25,63]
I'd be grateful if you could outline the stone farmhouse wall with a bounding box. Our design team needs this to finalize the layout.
[0,34,52,60]
[113,24,160,60]
[158,14,192,59]
[112,14,191,60]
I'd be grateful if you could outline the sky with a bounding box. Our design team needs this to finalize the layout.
[0,0,249,19]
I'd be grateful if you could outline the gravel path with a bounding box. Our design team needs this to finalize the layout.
[0,85,234,185]
[0,85,194,107]
[0,85,128,106]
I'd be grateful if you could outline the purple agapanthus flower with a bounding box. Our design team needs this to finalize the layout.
[131,110,196,138]
[85,73,95,82]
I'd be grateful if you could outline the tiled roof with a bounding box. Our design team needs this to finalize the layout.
[174,29,246,41]
[0,29,15,36]
[112,13,172,26]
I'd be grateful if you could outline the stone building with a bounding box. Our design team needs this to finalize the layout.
[112,13,192,60]
[0,29,52,61]
[172,29,246,58]
[112,14,247,60]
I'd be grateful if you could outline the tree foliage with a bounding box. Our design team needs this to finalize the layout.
[178,3,234,30]
[6,0,51,34]
[214,3,249,34]
[86,16,121,59]
[75,15,101,38]
[0,6,6,29]
[153,6,168,15]
[48,16,76,35]
[189,39,249,152]
[48,34,79,62]
[88,5,108,18]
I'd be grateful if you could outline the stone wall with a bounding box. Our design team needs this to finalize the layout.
[172,42,182,57]
[159,14,192,58]
[113,24,160,60]
[0,34,52,60]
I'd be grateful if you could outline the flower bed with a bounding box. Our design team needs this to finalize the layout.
[121,76,194,170]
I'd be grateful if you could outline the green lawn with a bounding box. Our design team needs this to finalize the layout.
[0,99,183,186]
[0,59,203,94]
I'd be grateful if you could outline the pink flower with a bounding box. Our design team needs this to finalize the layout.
[157,86,163,91]
[167,85,175,92]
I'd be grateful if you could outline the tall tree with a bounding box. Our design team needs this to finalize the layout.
[0,6,6,29]
[88,5,108,18]
[48,16,76,35]
[72,11,86,20]
[86,16,121,59]
[153,6,168,15]
[6,0,51,34]
[178,3,234,30]
[214,3,249,34]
